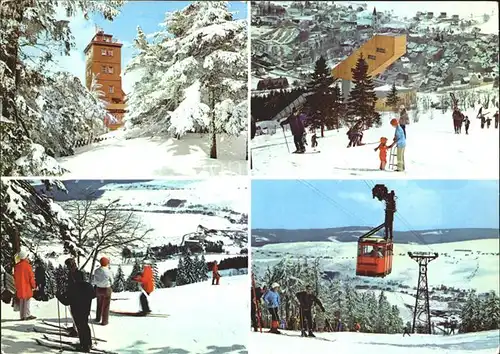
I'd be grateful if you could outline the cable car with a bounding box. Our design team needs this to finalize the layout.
[356,184,396,278]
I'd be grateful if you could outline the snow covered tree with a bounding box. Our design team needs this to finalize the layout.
[54,265,68,295]
[0,0,123,176]
[375,291,392,333]
[176,255,188,286]
[460,290,482,333]
[480,291,499,331]
[198,254,209,282]
[45,261,56,299]
[112,265,126,293]
[0,179,82,273]
[151,258,162,289]
[126,1,248,159]
[346,54,380,127]
[125,259,142,291]
[385,83,400,112]
[388,305,404,333]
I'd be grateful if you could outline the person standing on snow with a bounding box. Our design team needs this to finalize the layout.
[57,269,95,352]
[388,118,406,172]
[34,258,47,301]
[399,105,410,137]
[403,322,412,337]
[494,111,499,129]
[464,116,470,135]
[251,285,266,332]
[92,257,114,326]
[263,283,281,334]
[13,250,37,320]
[133,261,154,315]
[354,322,361,332]
[211,261,221,285]
[280,108,306,153]
[296,284,325,337]
[64,258,84,337]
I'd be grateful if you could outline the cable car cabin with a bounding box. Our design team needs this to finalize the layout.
[356,234,393,277]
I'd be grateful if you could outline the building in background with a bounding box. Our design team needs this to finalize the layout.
[84,29,126,130]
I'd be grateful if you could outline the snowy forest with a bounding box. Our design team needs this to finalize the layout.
[125,1,248,159]
[0,0,124,176]
[253,258,500,334]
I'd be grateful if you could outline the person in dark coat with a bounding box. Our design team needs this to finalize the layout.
[251,285,266,332]
[64,258,85,337]
[403,321,412,337]
[494,111,499,129]
[280,108,305,153]
[296,285,325,337]
[34,259,47,301]
[251,116,257,140]
[464,116,470,135]
[57,266,95,352]
[347,121,364,147]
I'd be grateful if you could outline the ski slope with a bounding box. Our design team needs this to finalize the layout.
[1,275,248,354]
[58,130,248,178]
[251,108,499,178]
[249,329,500,354]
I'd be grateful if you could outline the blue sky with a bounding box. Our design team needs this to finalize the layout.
[50,1,247,93]
[251,180,499,230]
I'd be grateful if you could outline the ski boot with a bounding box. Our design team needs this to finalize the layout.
[300,330,307,337]
[67,326,78,337]
[308,331,316,337]
[24,315,37,320]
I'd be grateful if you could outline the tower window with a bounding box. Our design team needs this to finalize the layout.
[376,47,386,53]
[108,66,114,74]
[101,49,107,56]
[109,86,114,93]
[108,50,114,56]
[101,66,107,73]
[368,55,376,60]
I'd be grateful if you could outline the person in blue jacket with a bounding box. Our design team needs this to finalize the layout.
[388,118,406,171]
[280,108,305,153]
[263,282,281,334]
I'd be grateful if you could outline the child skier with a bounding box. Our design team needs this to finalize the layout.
[374,137,389,170]
[311,133,318,149]
[212,261,220,285]
[464,116,470,135]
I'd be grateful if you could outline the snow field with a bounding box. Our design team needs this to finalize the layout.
[1,275,249,353]
[251,106,499,178]
[249,329,500,354]
[58,131,248,178]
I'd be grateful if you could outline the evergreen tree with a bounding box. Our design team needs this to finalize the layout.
[307,56,334,137]
[346,54,381,127]
[199,254,209,282]
[45,261,56,299]
[385,83,400,112]
[460,290,481,333]
[481,291,499,330]
[388,305,404,333]
[183,251,196,284]
[375,291,391,333]
[54,265,68,295]
[151,258,162,289]
[125,259,142,291]
[112,265,126,293]
[329,84,344,130]
[176,254,187,286]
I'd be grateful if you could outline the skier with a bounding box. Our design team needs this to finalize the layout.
[13,249,37,320]
[374,137,389,170]
[399,105,409,137]
[336,318,343,332]
[388,118,406,172]
[280,108,306,153]
[494,111,499,129]
[64,258,85,337]
[477,108,486,129]
[311,133,318,149]
[347,121,363,148]
[211,261,221,285]
[251,285,266,332]
[133,261,154,315]
[296,285,325,337]
[452,107,463,134]
[464,116,470,135]
[34,258,47,301]
[486,116,492,128]
[92,257,114,326]
[324,318,333,332]
[57,269,95,352]
[449,320,457,335]
[263,282,281,334]
[403,322,412,337]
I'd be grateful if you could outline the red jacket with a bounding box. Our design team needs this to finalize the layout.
[14,259,36,299]
[133,265,154,294]
[212,263,219,276]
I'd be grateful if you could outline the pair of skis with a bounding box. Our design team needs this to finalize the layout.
[266,331,336,343]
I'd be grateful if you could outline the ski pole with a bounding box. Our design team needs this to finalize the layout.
[282,127,290,153]
[64,306,67,328]
[57,299,62,352]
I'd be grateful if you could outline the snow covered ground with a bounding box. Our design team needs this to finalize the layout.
[58,130,248,178]
[251,107,499,178]
[1,275,249,353]
[249,329,500,354]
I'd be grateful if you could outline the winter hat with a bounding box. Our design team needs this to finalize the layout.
[17,250,28,260]
[380,137,388,143]
[390,118,399,126]
[143,260,152,265]
[271,282,280,289]
[100,257,109,267]
[400,105,405,110]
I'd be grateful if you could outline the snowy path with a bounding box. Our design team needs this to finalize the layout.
[249,329,500,354]
[251,109,499,178]
[58,131,248,178]
[1,275,248,353]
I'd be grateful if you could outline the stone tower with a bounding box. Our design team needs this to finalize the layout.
[84,29,126,130]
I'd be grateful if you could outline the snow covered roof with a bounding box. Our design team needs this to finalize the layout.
[374,84,413,92]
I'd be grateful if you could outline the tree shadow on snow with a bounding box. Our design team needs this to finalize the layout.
[1,335,48,353]
[118,341,191,354]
